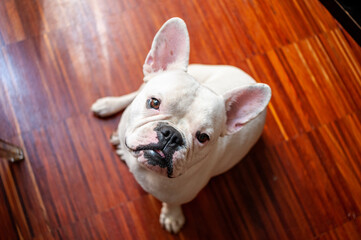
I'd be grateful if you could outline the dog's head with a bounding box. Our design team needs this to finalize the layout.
[125,18,271,178]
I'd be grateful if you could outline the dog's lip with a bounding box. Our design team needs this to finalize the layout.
[125,139,167,160]
[124,140,141,158]
[142,148,167,162]
[124,139,137,152]
[153,149,165,158]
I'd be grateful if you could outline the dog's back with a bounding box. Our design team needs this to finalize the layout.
[188,64,256,95]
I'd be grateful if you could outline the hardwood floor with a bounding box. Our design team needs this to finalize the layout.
[1,0,361,239]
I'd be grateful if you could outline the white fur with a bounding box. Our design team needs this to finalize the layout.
[91,18,271,233]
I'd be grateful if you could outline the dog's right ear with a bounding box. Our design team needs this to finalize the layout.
[143,18,190,80]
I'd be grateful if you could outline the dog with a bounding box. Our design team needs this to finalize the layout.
[91,17,271,233]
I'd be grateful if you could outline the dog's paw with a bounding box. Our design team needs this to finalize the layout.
[114,144,127,162]
[160,203,185,234]
[115,147,125,158]
[91,97,119,117]
[110,132,120,145]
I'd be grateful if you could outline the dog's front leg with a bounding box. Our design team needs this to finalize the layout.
[91,91,138,117]
[160,202,185,233]
[91,85,144,117]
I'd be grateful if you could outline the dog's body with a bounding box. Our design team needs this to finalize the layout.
[92,18,271,233]
[118,64,267,203]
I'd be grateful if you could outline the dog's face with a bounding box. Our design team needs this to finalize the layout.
[125,70,226,177]
[124,18,271,178]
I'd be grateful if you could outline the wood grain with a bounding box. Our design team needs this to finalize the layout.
[1,0,361,239]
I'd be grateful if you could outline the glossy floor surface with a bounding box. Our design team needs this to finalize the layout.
[1,0,361,239]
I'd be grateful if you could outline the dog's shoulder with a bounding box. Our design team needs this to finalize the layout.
[188,64,256,96]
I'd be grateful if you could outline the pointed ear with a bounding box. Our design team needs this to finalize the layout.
[143,18,190,78]
[222,83,271,135]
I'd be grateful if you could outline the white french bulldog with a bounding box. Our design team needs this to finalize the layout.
[91,18,271,233]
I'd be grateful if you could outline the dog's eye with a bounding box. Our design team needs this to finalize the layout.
[196,131,210,143]
[147,98,161,110]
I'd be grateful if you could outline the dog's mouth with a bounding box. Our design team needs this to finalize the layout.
[139,146,174,177]
[125,141,174,177]
[143,149,165,164]
[143,149,172,170]
[124,122,188,178]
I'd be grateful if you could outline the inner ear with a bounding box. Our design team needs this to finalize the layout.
[143,18,190,78]
[223,84,271,135]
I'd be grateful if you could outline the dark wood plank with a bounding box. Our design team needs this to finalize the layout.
[0,169,19,240]
[317,217,361,239]
[0,50,19,139]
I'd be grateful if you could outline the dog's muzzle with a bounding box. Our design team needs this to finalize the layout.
[135,123,185,177]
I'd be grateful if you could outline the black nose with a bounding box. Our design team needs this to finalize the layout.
[158,125,184,149]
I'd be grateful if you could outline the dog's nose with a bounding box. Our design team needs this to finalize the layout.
[158,125,184,149]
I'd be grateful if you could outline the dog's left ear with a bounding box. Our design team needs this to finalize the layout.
[143,18,190,79]
[222,83,271,136]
